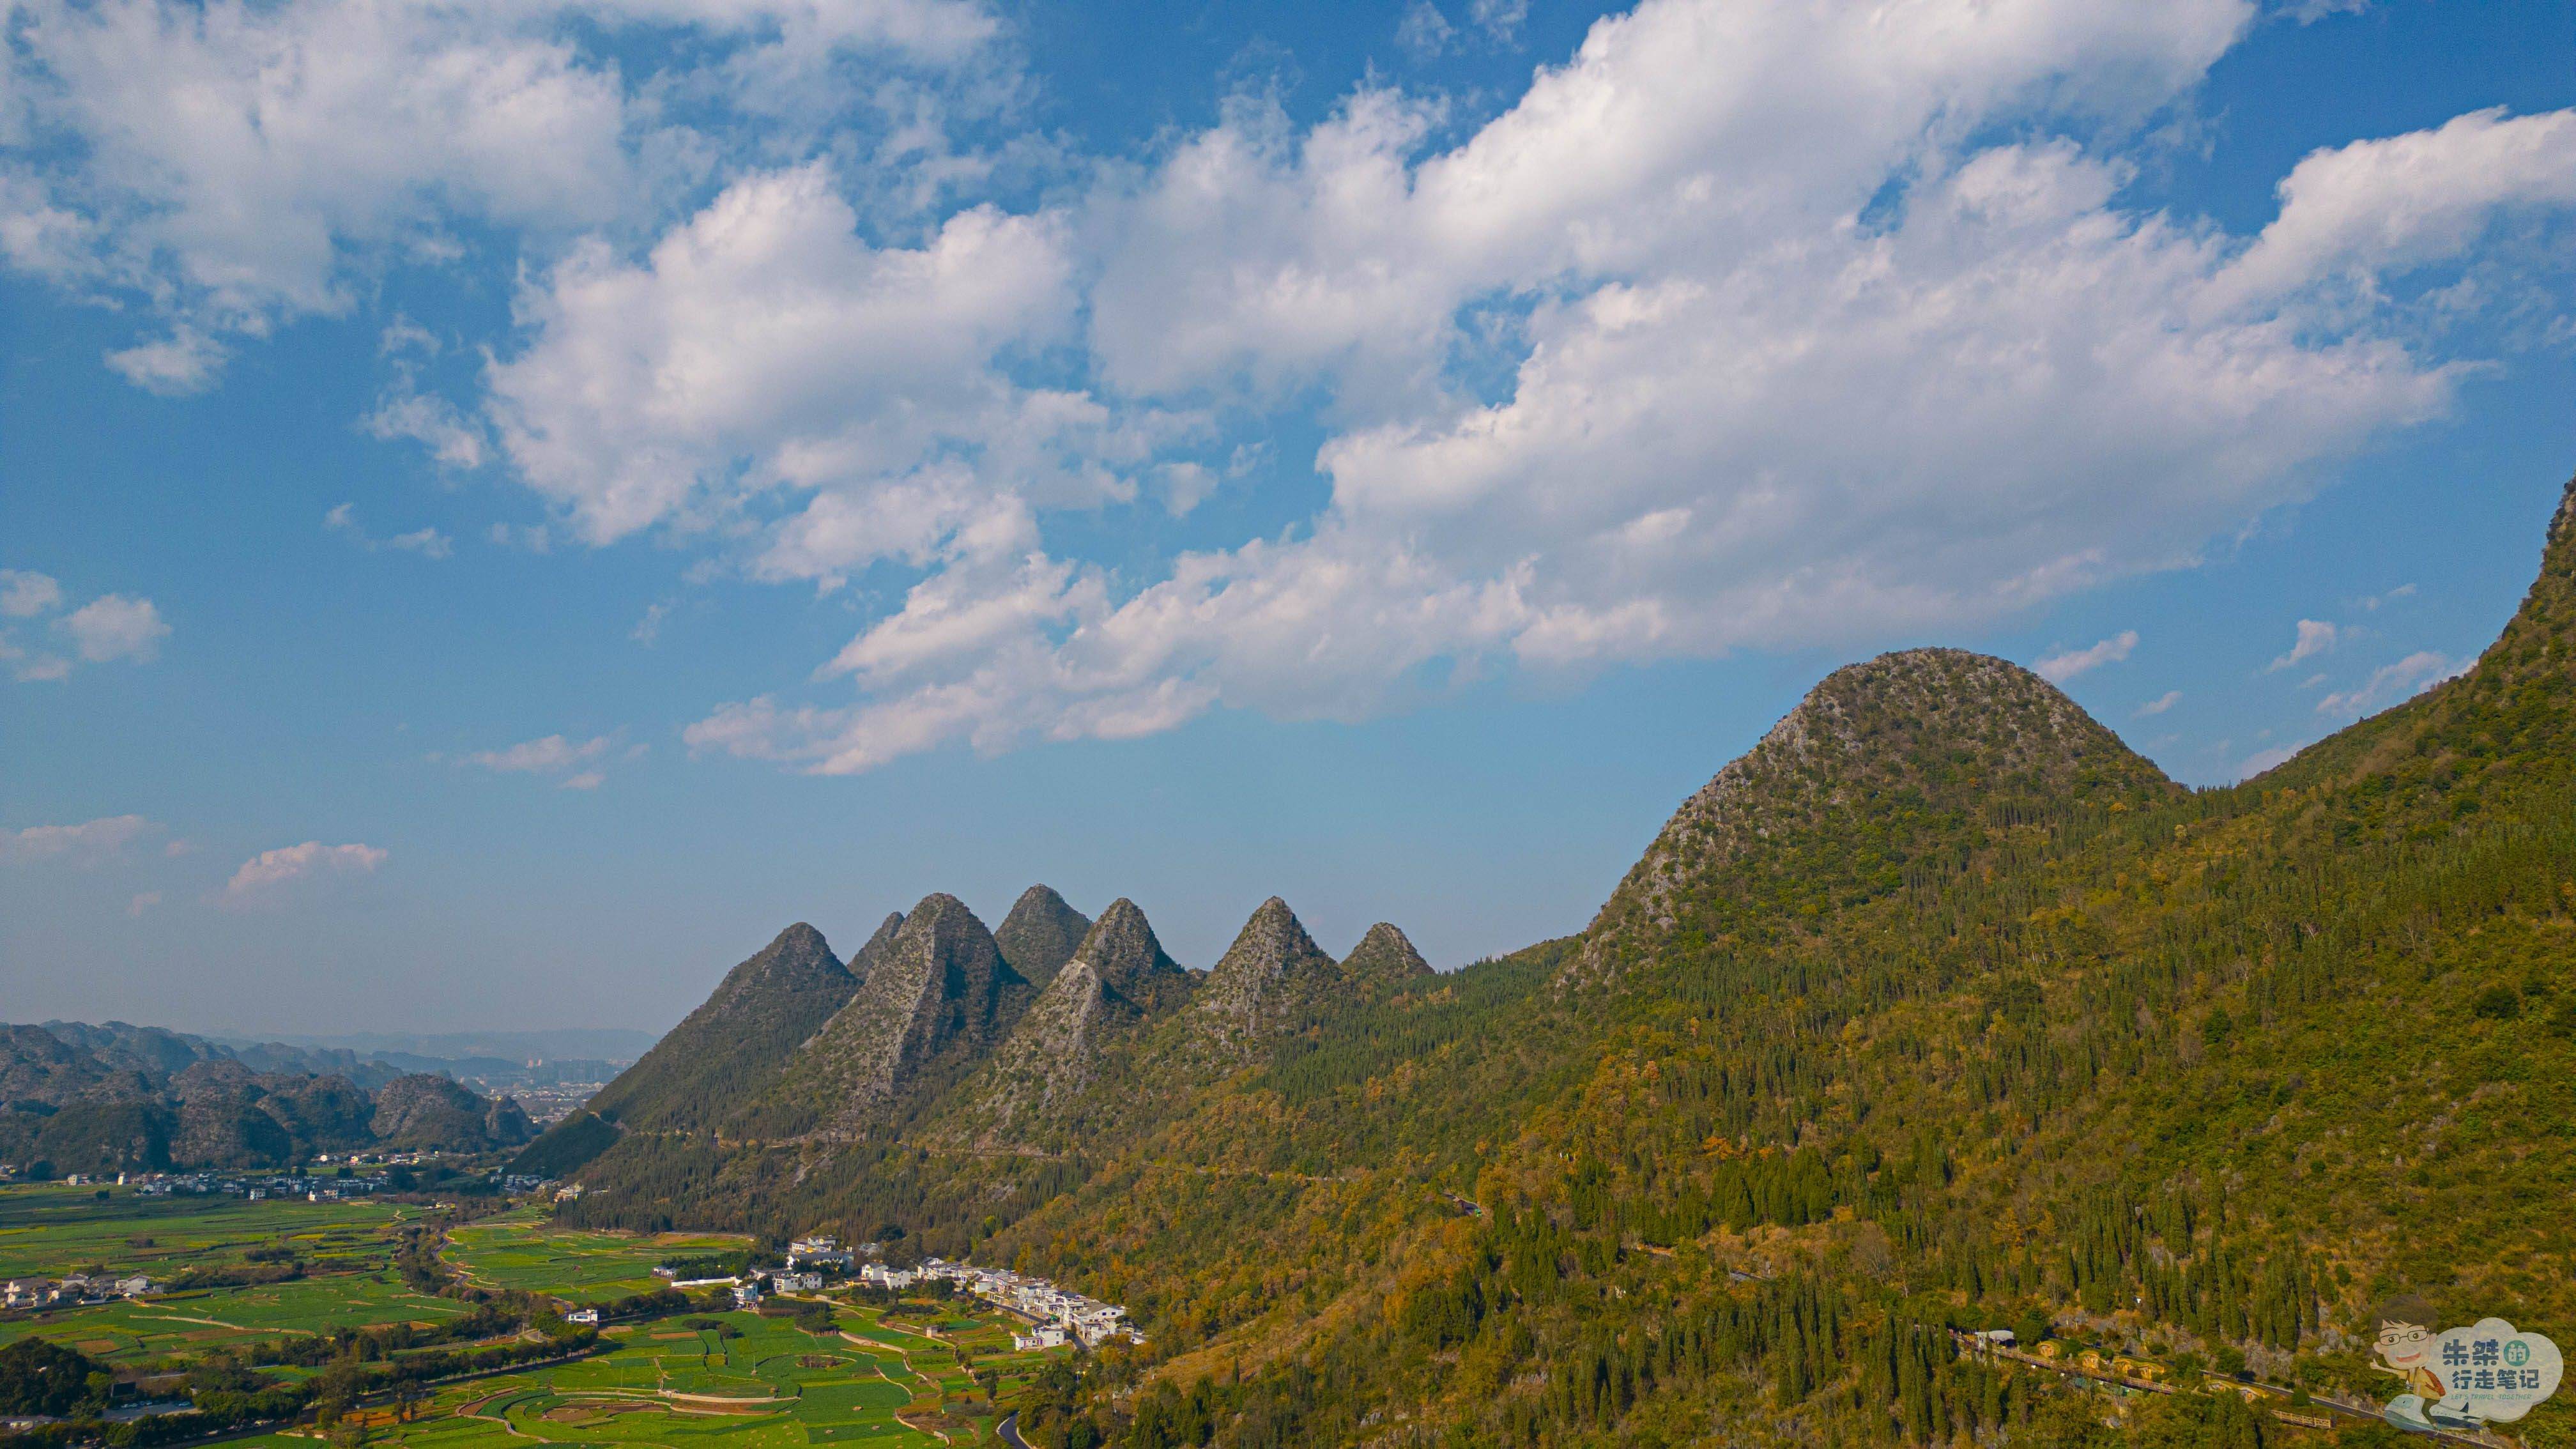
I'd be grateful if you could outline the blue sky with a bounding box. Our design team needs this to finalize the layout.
[4,0,2573,1036]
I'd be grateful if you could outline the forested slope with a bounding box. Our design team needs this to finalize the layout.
[558,476,2576,1446]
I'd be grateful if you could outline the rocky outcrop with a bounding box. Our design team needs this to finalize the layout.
[968,899,1195,1138]
[1195,898,1341,1047]
[774,894,1033,1132]
[1340,923,1434,986]
[847,912,906,989]
[993,886,1092,990]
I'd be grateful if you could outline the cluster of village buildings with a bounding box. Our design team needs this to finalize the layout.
[636,1235,1142,1351]
[3,1272,155,1310]
[10,1165,558,1201]
[795,1238,1140,1351]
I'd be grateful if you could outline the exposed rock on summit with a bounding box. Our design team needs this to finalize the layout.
[993,885,1093,990]
[778,894,1033,1131]
[1341,923,1434,986]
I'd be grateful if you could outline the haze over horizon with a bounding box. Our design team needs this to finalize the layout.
[6,0,2576,1036]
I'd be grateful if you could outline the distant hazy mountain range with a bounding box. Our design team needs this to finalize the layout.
[519,474,2576,1445]
[3,1019,533,1172]
[213,1028,661,1065]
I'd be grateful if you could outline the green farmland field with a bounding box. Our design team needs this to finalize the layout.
[0,1187,1069,1445]
[212,1308,1055,1449]
[444,1210,748,1300]
[0,1184,413,1280]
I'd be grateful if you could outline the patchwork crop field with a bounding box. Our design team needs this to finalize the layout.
[215,1307,1052,1448]
[0,1183,413,1280]
[443,1209,747,1299]
[1,1186,1068,1446]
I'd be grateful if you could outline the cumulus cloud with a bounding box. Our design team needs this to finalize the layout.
[61,594,169,662]
[680,1,2576,774]
[2316,650,2465,719]
[2135,690,2182,717]
[4,576,167,678]
[220,840,388,901]
[1,0,1004,387]
[1,570,66,618]
[2216,107,2576,307]
[1,814,162,864]
[482,165,1117,566]
[2267,618,2339,671]
[2036,631,2140,683]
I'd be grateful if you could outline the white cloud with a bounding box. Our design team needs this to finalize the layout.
[61,594,169,662]
[497,0,2573,774]
[482,165,1101,567]
[2036,630,2140,683]
[3,0,1004,387]
[2215,107,2576,308]
[1,814,162,864]
[326,503,454,558]
[461,732,635,787]
[220,840,388,901]
[104,328,226,395]
[0,570,63,617]
[2315,650,2465,719]
[2266,618,2338,671]
[2135,689,2182,717]
[128,891,162,916]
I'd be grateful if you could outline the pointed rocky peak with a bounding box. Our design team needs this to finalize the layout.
[1197,897,1338,1040]
[765,892,1032,1129]
[1342,923,1433,985]
[1574,648,2177,981]
[578,923,857,1132]
[709,923,850,1011]
[849,911,905,986]
[1077,898,1193,1009]
[994,885,1092,988]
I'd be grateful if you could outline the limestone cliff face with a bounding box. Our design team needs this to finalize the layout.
[993,885,1092,990]
[967,899,1194,1138]
[781,894,1033,1131]
[1341,923,1434,986]
[1193,897,1340,1048]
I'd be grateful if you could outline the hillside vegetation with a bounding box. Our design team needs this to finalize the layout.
[546,475,2576,1446]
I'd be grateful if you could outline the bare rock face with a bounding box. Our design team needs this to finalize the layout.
[847,911,906,988]
[1341,923,1434,986]
[993,886,1092,990]
[970,899,1194,1137]
[581,922,857,1133]
[784,894,1032,1131]
[1195,897,1340,1046]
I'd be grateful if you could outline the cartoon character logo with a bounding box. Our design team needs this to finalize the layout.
[2371,1296,2448,1430]
[2370,1296,2564,1432]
